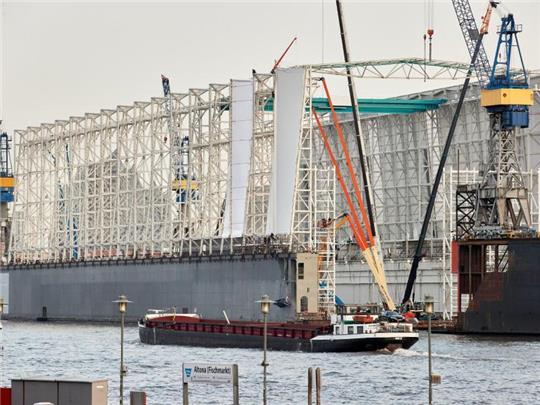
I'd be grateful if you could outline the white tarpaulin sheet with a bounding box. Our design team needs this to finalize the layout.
[266,67,306,234]
[223,79,253,237]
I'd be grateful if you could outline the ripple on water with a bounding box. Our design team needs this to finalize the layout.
[1,322,539,404]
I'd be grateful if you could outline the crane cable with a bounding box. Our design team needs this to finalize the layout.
[427,0,434,62]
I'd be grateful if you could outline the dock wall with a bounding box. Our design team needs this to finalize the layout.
[336,259,450,313]
[461,239,540,334]
[4,256,296,322]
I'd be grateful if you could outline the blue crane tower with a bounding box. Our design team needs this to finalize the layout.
[451,1,534,234]
[476,12,534,233]
[0,132,14,203]
[402,2,534,305]
[0,131,15,259]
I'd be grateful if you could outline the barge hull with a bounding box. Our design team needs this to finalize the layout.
[139,326,419,352]
[139,325,310,351]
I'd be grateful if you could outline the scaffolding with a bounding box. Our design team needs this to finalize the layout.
[9,59,539,317]
[245,74,273,237]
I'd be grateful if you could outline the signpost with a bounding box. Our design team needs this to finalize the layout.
[182,363,239,405]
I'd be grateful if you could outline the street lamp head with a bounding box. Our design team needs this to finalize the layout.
[257,294,274,315]
[113,294,132,314]
[424,295,434,314]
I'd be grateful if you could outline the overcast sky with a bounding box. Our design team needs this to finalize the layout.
[1,0,539,134]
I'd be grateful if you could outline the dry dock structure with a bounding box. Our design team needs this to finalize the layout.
[2,59,539,321]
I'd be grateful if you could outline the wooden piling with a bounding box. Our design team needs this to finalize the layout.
[315,367,321,405]
[307,367,313,404]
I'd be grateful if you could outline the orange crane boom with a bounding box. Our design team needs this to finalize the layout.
[312,108,369,251]
[312,106,396,310]
[320,78,375,247]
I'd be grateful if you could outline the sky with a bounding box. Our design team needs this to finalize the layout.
[1,0,539,134]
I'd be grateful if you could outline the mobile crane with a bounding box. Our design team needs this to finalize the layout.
[313,85,396,311]
[402,1,502,306]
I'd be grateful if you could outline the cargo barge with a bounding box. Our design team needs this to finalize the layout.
[138,312,419,352]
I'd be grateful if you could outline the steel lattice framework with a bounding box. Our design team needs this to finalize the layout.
[245,74,274,236]
[9,59,539,318]
[289,68,337,312]
[304,58,471,80]
[11,88,232,262]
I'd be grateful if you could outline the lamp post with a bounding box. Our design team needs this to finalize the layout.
[257,294,273,405]
[424,295,434,405]
[0,297,6,328]
[0,298,6,387]
[113,294,131,405]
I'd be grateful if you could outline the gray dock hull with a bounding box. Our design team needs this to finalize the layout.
[4,255,296,322]
[458,239,540,335]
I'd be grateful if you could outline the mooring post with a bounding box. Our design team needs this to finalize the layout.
[315,367,321,405]
[182,382,189,405]
[307,367,313,404]
[232,364,239,405]
[129,391,147,405]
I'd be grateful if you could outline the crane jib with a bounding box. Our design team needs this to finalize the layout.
[402,32,487,306]
[402,0,500,306]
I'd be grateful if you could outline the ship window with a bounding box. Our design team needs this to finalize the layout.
[348,326,354,334]
[335,326,340,334]
[298,262,304,280]
[300,296,308,312]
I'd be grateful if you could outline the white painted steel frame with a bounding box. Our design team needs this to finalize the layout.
[9,64,540,319]
[245,74,273,237]
[289,68,337,313]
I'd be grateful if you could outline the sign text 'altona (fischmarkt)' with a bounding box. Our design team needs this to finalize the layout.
[182,363,235,384]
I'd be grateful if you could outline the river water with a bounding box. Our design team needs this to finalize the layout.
[0,321,538,404]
